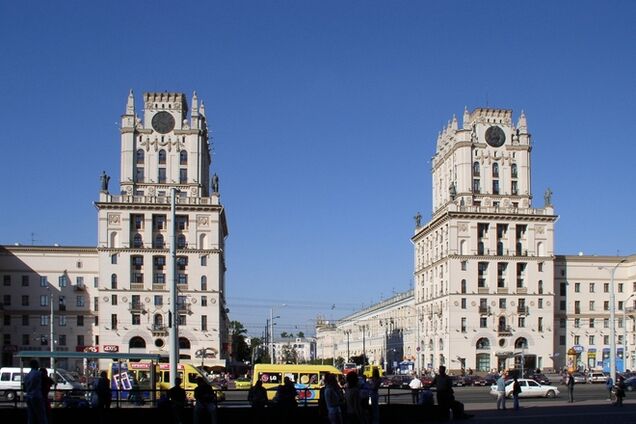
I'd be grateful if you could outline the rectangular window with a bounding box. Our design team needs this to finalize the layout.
[3,315,9,326]
[94,297,99,312]
[22,334,30,346]
[589,335,595,345]
[93,277,99,288]
[560,283,566,296]
[40,276,48,287]
[132,314,140,325]
[604,319,609,328]
[574,335,580,345]
[59,275,68,287]
[538,317,543,332]
[76,296,85,307]
[589,283,595,293]
[538,262,544,272]
[3,275,10,286]
[499,298,506,309]
[461,298,466,309]
[461,317,467,333]
[589,301,595,311]
[111,314,117,330]
[158,167,166,183]
[538,298,543,309]
[518,316,525,328]
[575,301,580,313]
[201,315,208,331]
[619,301,624,311]
[153,214,166,230]
[154,295,163,306]
[95,316,99,326]
[473,179,480,193]
[492,180,499,195]
[179,168,187,184]
[619,283,624,293]
[604,283,609,293]
[511,180,518,195]
[40,295,48,307]
[59,335,66,346]
[77,335,85,347]
[77,315,84,326]
[480,317,487,328]
[178,315,186,326]
[22,275,29,287]
[59,316,67,326]
[574,283,580,293]
[201,296,207,307]
[40,315,49,326]
[560,318,566,328]
[22,315,29,326]
[22,295,29,306]
[559,336,566,346]
[461,261,467,271]
[604,301,609,311]
[589,318,595,328]
[3,295,10,306]
[136,166,144,182]
[604,335,610,345]
[59,296,66,311]
[574,318,580,328]
[112,295,118,306]
[111,254,117,265]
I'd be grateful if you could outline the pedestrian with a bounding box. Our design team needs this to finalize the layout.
[614,376,625,407]
[324,373,344,424]
[24,360,46,424]
[606,375,614,401]
[368,368,381,424]
[275,376,298,421]
[432,366,454,420]
[193,376,217,424]
[344,371,367,424]
[248,379,268,409]
[567,372,575,403]
[495,373,507,410]
[95,370,112,409]
[40,368,53,420]
[168,377,187,424]
[409,374,423,404]
[512,377,522,410]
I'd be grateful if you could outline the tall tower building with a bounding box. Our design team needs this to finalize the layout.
[413,108,557,373]
[95,91,229,366]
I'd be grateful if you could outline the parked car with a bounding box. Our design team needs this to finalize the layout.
[587,372,608,384]
[530,373,551,385]
[490,378,560,398]
[379,377,392,388]
[460,375,480,386]
[388,375,412,389]
[623,376,636,391]
[420,375,434,388]
[561,372,586,384]
[474,373,499,386]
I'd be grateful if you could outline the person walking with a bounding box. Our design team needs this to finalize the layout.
[495,373,507,410]
[193,376,218,424]
[168,377,187,424]
[512,377,522,410]
[24,360,46,424]
[248,379,268,410]
[344,371,367,424]
[95,370,112,409]
[567,372,575,403]
[39,368,53,421]
[614,376,625,407]
[368,368,381,424]
[409,374,423,404]
[324,373,344,424]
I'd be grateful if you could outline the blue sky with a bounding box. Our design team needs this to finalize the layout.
[1,1,635,336]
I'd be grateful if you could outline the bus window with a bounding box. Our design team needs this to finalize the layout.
[298,373,318,385]
[258,372,282,385]
[284,373,297,383]
[187,373,198,384]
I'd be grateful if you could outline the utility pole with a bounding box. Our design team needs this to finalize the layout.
[49,287,54,367]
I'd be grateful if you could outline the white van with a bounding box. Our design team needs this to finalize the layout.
[0,367,83,401]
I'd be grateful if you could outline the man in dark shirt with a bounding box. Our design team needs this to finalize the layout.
[432,366,453,419]
[168,377,187,424]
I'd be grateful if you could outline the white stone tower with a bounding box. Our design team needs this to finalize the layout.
[413,108,557,374]
[94,91,229,367]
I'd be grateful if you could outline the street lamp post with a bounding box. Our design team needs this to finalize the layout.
[598,259,626,384]
[343,330,351,361]
[359,324,368,366]
[269,305,285,364]
[48,286,54,368]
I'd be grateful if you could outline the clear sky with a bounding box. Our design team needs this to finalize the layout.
[1,1,635,337]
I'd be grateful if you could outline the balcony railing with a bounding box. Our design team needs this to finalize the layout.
[517,306,529,314]
[152,324,168,336]
[497,326,513,336]
[129,303,145,313]
[479,306,490,315]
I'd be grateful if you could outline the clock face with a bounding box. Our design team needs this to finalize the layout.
[485,126,506,147]
[152,111,175,134]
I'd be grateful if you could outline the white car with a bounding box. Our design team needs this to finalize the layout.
[490,378,560,398]
[587,372,608,384]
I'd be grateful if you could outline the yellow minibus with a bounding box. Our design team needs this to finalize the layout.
[252,363,341,403]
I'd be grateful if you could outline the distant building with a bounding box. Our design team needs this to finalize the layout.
[272,337,316,364]
[0,91,229,371]
[316,108,636,375]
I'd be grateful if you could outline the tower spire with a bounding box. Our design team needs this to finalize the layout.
[192,91,199,117]
[126,89,135,115]
[462,106,470,129]
[518,110,528,133]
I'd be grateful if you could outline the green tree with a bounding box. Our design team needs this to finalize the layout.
[297,331,305,338]
[281,344,298,364]
[230,320,250,362]
[280,331,289,338]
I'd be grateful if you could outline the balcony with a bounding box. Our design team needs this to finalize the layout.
[177,303,192,314]
[152,283,166,291]
[479,306,490,315]
[497,288,509,294]
[129,303,145,313]
[478,287,489,294]
[517,306,529,315]
[151,324,168,336]
[498,326,513,336]
[73,282,86,291]
[130,283,144,290]
[517,287,528,294]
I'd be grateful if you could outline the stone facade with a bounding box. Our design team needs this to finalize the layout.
[0,91,229,370]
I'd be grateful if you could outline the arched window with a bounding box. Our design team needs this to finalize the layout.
[538,280,544,294]
[110,231,118,248]
[461,279,467,294]
[511,164,518,178]
[476,338,490,349]
[177,234,186,249]
[199,234,207,250]
[158,149,166,165]
[179,337,191,349]
[498,316,507,331]
[515,337,528,349]
[201,276,207,291]
[473,162,480,176]
[153,314,163,327]
[154,234,164,249]
[136,149,144,164]
[180,150,188,165]
[129,336,146,349]
[492,163,499,178]
[133,233,143,248]
[459,240,466,255]
[497,241,504,256]
[537,242,545,256]
[439,338,444,351]
[111,273,117,289]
